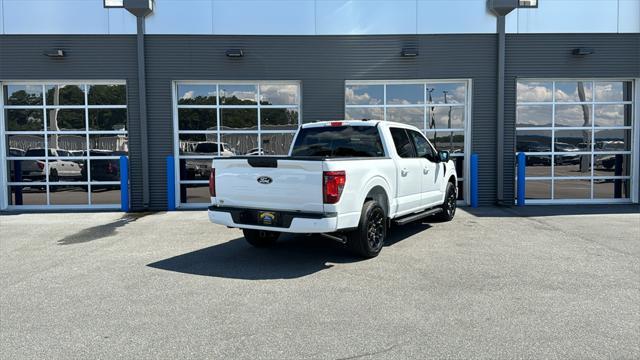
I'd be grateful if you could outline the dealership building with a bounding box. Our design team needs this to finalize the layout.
[0,0,638,211]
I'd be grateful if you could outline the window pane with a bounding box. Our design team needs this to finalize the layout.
[555,104,591,127]
[46,85,85,106]
[554,155,591,177]
[457,180,464,200]
[426,83,465,104]
[555,130,591,151]
[524,156,551,177]
[523,180,551,199]
[48,134,87,152]
[259,84,298,105]
[386,84,424,105]
[180,184,211,204]
[261,108,298,130]
[427,131,464,154]
[89,109,127,131]
[387,107,424,129]
[178,134,227,156]
[4,85,43,105]
[7,134,45,154]
[390,128,414,158]
[5,109,44,131]
[219,85,257,105]
[91,186,121,204]
[594,154,631,177]
[516,130,551,152]
[594,104,632,127]
[594,81,632,102]
[49,185,88,205]
[345,107,383,121]
[177,84,216,105]
[178,108,217,131]
[291,126,384,157]
[261,133,295,155]
[220,109,258,130]
[594,129,631,152]
[555,81,592,102]
[345,85,383,105]
[179,159,212,181]
[408,130,435,158]
[47,109,86,131]
[593,179,630,199]
[46,158,84,182]
[9,186,47,205]
[89,159,120,182]
[89,134,128,154]
[429,106,464,129]
[221,133,258,155]
[88,85,126,105]
[517,81,552,102]
[554,179,591,199]
[516,105,552,127]
[7,159,46,182]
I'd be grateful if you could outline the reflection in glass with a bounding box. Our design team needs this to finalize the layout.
[345,85,383,105]
[46,85,85,106]
[48,134,87,152]
[554,179,591,199]
[554,81,592,102]
[47,109,85,131]
[89,134,128,154]
[594,104,631,127]
[180,184,211,204]
[555,104,591,127]
[457,180,464,201]
[177,84,216,105]
[220,133,258,155]
[220,85,257,105]
[7,134,45,153]
[523,180,551,199]
[426,131,464,154]
[88,84,127,105]
[178,108,216,131]
[9,185,47,205]
[516,105,552,127]
[426,83,465,104]
[555,130,591,150]
[594,154,630,177]
[345,107,383,121]
[260,84,298,105]
[524,156,551,177]
[387,107,424,129]
[261,133,295,155]
[261,108,299,130]
[386,84,424,105]
[180,159,213,181]
[89,159,120,182]
[220,109,257,130]
[429,106,464,129]
[46,159,84,182]
[91,186,122,204]
[517,81,552,102]
[7,159,47,182]
[4,85,43,105]
[594,81,632,102]
[89,109,127,131]
[554,155,591,177]
[49,185,88,205]
[178,134,231,155]
[594,129,630,152]
[516,130,551,152]
[5,109,44,131]
[593,179,630,199]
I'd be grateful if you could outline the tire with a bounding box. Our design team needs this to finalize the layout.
[346,200,387,258]
[243,229,280,248]
[49,169,59,182]
[436,182,457,222]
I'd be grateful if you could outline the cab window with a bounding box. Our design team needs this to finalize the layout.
[408,130,436,160]
[390,128,416,158]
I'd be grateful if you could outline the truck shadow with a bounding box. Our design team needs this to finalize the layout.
[147,222,431,280]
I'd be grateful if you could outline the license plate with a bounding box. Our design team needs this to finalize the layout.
[258,211,277,226]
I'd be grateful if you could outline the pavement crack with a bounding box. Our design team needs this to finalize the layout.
[335,342,402,360]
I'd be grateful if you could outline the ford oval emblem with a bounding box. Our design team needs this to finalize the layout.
[257,176,272,184]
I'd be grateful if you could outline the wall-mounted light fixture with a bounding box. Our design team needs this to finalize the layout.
[226,49,244,58]
[43,49,65,58]
[572,47,594,56]
[401,47,419,57]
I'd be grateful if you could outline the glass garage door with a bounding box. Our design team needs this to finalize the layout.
[516,80,636,203]
[345,80,471,203]
[173,81,301,207]
[1,82,128,209]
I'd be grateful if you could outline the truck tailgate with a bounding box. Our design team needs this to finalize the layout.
[213,157,324,213]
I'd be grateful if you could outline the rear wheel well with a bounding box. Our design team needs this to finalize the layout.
[364,186,389,218]
[448,175,456,185]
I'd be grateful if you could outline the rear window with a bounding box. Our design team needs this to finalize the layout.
[291,125,385,157]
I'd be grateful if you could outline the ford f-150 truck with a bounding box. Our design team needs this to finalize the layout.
[208,120,457,258]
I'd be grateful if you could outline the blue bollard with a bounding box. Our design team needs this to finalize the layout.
[470,153,479,208]
[517,152,526,206]
[119,156,129,212]
[166,156,176,211]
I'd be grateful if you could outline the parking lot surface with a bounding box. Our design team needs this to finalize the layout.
[1,206,639,359]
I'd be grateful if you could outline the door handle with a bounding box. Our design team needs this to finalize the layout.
[423,167,430,175]
[401,168,409,176]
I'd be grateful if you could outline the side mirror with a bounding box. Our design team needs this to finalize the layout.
[438,150,450,163]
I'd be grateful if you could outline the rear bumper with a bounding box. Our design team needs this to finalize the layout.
[208,205,339,233]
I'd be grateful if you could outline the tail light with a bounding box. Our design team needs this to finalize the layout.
[209,168,216,197]
[37,161,45,170]
[323,171,346,204]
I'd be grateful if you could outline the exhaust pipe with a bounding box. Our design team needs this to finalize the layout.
[320,233,347,244]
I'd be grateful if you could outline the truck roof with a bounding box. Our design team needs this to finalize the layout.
[302,119,417,130]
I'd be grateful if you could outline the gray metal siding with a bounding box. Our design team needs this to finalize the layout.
[144,34,498,208]
[504,34,640,202]
[0,35,146,210]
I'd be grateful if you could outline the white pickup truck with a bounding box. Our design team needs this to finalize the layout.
[208,120,457,258]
